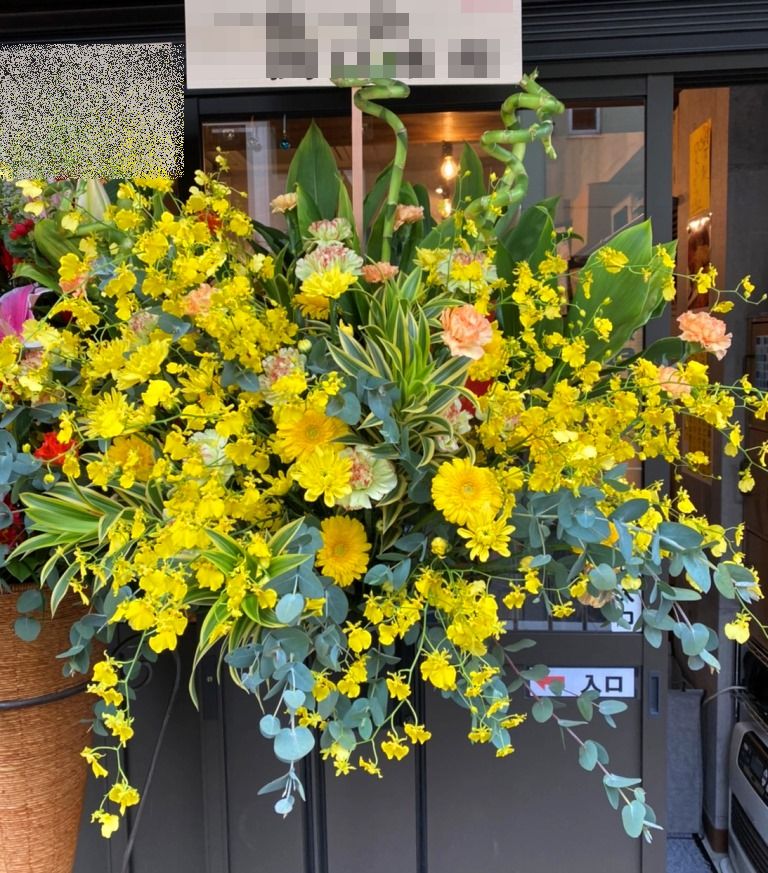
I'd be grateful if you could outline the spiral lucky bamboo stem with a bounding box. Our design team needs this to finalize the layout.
[332,78,410,263]
[465,71,565,221]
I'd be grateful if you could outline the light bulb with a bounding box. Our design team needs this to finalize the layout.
[440,153,458,181]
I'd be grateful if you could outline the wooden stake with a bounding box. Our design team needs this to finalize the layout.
[351,87,364,252]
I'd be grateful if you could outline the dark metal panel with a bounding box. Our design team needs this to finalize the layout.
[221,678,307,873]
[643,74,675,493]
[0,1,185,42]
[124,652,206,873]
[523,0,768,60]
[426,684,643,873]
[323,746,419,873]
[181,95,200,197]
[199,654,231,873]
[640,74,674,873]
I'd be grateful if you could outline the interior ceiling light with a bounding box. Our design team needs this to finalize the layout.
[440,142,458,181]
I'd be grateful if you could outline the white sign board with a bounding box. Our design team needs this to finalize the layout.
[531,668,636,699]
[185,0,522,90]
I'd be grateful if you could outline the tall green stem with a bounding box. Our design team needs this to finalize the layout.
[332,78,410,263]
[465,71,565,221]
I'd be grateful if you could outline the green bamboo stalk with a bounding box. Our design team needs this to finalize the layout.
[333,78,410,263]
[465,71,565,221]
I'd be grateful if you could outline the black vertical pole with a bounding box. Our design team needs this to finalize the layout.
[643,72,674,873]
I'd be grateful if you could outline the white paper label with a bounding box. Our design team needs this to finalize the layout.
[185,0,522,90]
[531,667,636,699]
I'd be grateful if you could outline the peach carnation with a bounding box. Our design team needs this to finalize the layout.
[440,304,493,360]
[676,310,732,360]
[270,193,298,214]
[184,282,215,316]
[393,204,424,231]
[361,262,399,284]
[657,365,691,398]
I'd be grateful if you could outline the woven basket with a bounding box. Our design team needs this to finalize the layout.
[0,587,93,873]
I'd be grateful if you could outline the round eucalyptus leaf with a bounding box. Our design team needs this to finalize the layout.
[14,615,41,642]
[274,796,295,816]
[274,726,315,763]
[259,714,282,739]
[16,588,44,614]
[283,689,306,711]
[275,593,305,625]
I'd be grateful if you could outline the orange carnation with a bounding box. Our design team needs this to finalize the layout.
[676,310,732,360]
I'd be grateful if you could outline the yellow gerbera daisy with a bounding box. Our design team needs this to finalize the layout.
[431,457,502,527]
[272,406,347,462]
[317,516,371,587]
[292,445,352,507]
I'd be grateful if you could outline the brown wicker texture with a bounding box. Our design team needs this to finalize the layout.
[0,588,93,873]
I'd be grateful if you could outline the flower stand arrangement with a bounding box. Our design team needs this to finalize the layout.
[0,73,766,860]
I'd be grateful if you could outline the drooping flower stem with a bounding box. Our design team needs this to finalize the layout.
[465,71,565,221]
[332,78,410,262]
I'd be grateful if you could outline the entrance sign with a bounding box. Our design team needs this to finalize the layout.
[531,668,637,699]
[185,0,522,90]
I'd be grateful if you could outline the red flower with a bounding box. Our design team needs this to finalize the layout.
[0,495,25,549]
[460,376,492,415]
[34,432,76,466]
[8,220,34,241]
[198,211,221,233]
[0,243,13,275]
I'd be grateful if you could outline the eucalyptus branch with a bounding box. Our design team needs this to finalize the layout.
[504,653,635,808]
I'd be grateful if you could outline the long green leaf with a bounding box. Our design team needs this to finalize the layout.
[286,122,341,220]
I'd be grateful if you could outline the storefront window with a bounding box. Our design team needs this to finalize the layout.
[202,102,644,258]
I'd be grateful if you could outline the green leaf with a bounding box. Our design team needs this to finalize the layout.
[283,689,306,711]
[610,499,650,523]
[567,221,673,362]
[12,262,59,290]
[603,774,642,789]
[657,522,704,551]
[531,698,554,723]
[520,664,549,681]
[452,144,486,209]
[257,774,290,796]
[364,161,393,230]
[14,615,41,642]
[50,562,80,615]
[259,714,281,738]
[589,564,617,591]
[274,726,315,763]
[16,588,43,614]
[604,785,621,809]
[269,518,306,555]
[679,622,709,657]
[504,638,536,653]
[577,693,596,722]
[335,174,361,251]
[295,185,322,240]
[497,197,558,268]
[622,800,646,839]
[286,121,341,220]
[713,564,736,598]
[598,700,628,717]
[643,625,663,648]
[275,796,295,816]
[579,740,599,771]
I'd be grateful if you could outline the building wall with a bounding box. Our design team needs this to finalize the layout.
[672,83,768,846]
